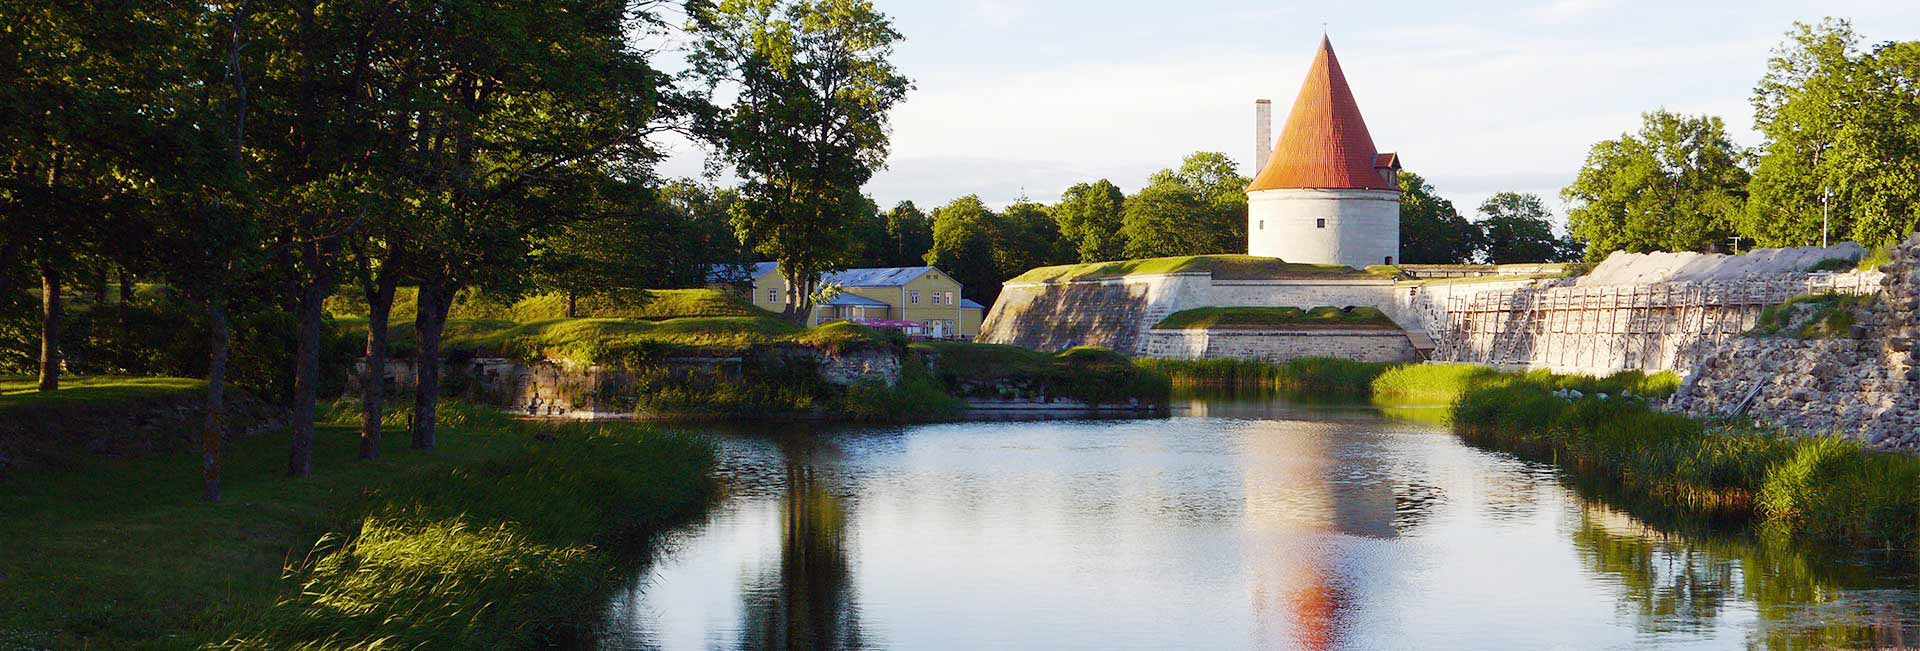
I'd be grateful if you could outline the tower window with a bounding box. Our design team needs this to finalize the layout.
[1316,218,1327,228]
[1385,256,1395,265]
[1258,220,1264,230]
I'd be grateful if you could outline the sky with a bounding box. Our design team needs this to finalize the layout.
[652,0,1920,222]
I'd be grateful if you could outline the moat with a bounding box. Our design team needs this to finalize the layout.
[599,396,1920,650]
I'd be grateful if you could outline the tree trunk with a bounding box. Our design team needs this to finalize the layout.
[117,267,133,304]
[565,290,578,319]
[92,266,108,304]
[288,280,325,477]
[359,271,396,460]
[37,259,61,392]
[203,301,229,502]
[411,283,456,451]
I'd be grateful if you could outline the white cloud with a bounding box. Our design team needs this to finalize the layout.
[973,0,1028,29]
[1529,0,1619,24]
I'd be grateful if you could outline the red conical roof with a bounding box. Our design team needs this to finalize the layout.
[1249,36,1394,192]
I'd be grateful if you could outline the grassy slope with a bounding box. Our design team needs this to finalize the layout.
[1007,254,1385,284]
[0,375,205,412]
[913,342,1170,405]
[326,287,772,325]
[1154,306,1397,330]
[336,314,898,365]
[1748,293,1875,339]
[0,401,714,649]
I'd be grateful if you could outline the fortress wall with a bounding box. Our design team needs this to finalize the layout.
[1670,239,1920,448]
[1140,328,1418,364]
[977,273,1214,353]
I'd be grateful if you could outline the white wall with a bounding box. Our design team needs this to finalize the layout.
[1247,188,1400,269]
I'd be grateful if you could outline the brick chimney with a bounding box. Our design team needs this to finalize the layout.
[1254,99,1273,175]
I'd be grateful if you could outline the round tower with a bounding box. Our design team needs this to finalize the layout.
[1247,36,1402,269]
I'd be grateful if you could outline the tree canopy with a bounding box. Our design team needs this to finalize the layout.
[1478,193,1582,263]
[1563,110,1749,258]
[1398,171,1480,264]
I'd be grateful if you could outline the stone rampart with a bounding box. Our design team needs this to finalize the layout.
[1140,327,1417,363]
[1670,238,1920,449]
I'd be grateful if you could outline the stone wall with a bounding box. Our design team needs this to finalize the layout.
[361,345,903,420]
[978,273,1213,353]
[1140,328,1418,364]
[1670,237,1920,449]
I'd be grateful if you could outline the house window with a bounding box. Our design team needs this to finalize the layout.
[767,288,778,303]
[1316,218,1327,228]
[910,290,921,305]
[946,291,955,305]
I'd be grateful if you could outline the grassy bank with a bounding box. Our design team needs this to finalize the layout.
[914,342,1170,407]
[0,399,715,649]
[1142,355,1920,551]
[1007,254,1388,284]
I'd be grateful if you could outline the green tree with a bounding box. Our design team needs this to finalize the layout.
[388,0,676,451]
[880,201,934,267]
[687,0,912,324]
[1121,152,1249,258]
[1562,110,1748,259]
[1053,180,1128,262]
[1478,193,1579,263]
[924,195,1003,304]
[1397,171,1480,264]
[1746,19,1920,247]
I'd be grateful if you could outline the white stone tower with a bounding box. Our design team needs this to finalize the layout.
[1247,36,1402,269]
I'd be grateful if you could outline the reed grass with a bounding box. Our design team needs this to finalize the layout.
[0,400,715,649]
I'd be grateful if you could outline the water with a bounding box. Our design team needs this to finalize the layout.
[600,397,1920,650]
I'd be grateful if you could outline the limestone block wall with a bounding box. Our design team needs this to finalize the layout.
[1140,328,1418,364]
[1669,237,1920,448]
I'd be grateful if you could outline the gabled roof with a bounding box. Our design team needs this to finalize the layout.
[960,298,985,310]
[706,263,953,289]
[821,293,891,307]
[822,266,937,287]
[1249,36,1396,192]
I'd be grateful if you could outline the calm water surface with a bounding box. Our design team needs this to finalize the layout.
[600,397,1920,650]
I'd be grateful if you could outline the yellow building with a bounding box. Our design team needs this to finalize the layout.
[708,263,987,339]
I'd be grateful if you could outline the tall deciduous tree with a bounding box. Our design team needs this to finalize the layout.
[880,201,933,267]
[1563,110,1748,258]
[1053,180,1127,263]
[1121,152,1249,259]
[1746,19,1920,247]
[687,0,911,324]
[390,0,677,451]
[1397,171,1480,264]
[924,195,1003,304]
[1477,193,1580,263]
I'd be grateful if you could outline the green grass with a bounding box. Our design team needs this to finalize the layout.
[1153,306,1397,330]
[1135,357,1396,396]
[1748,293,1873,339]
[337,314,912,366]
[0,400,715,649]
[1006,254,1383,284]
[1857,246,1893,272]
[326,287,770,324]
[1359,363,1916,551]
[912,342,1170,406]
[1807,257,1860,272]
[0,375,205,410]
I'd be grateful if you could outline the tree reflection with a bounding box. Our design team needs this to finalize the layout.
[1571,504,1920,649]
[737,456,867,650]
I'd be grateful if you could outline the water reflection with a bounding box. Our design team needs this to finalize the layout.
[604,396,1920,650]
[737,455,866,650]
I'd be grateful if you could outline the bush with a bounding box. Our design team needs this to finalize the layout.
[1136,357,1394,397]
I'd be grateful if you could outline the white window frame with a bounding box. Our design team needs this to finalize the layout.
[910,290,921,305]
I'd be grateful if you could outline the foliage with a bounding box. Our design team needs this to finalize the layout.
[532,182,747,313]
[1806,256,1858,272]
[686,0,912,321]
[1008,254,1377,284]
[874,201,935,268]
[1745,19,1920,248]
[329,287,770,324]
[913,342,1170,406]
[925,194,1060,307]
[1398,171,1481,264]
[1122,152,1248,258]
[1135,356,1395,396]
[1053,180,1130,263]
[1154,306,1396,330]
[1563,110,1750,258]
[0,400,715,648]
[1477,192,1583,263]
[1747,293,1873,339]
